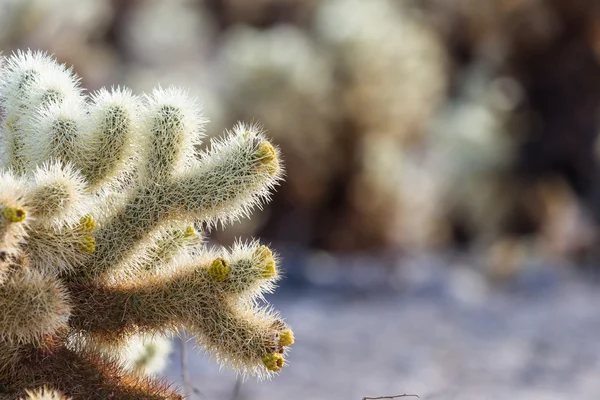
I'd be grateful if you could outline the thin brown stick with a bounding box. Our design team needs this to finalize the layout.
[363,395,419,400]
[231,377,242,400]
[180,336,192,398]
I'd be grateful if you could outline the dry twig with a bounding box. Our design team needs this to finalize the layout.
[363,395,420,400]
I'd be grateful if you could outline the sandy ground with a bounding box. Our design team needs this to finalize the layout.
[162,255,600,400]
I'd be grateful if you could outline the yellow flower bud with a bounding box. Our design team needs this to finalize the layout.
[278,330,294,347]
[262,353,284,372]
[255,245,277,278]
[254,245,272,261]
[183,225,197,238]
[78,235,96,253]
[209,258,230,282]
[261,260,276,279]
[3,206,26,223]
[254,141,279,175]
[79,215,96,232]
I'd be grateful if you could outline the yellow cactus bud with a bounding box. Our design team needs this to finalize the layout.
[261,260,276,279]
[262,353,284,372]
[78,235,96,253]
[278,330,294,347]
[254,245,272,262]
[183,225,196,238]
[79,215,96,232]
[3,206,26,223]
[209,258,230,282]
[254,141,279,175]
[255,245,277,278]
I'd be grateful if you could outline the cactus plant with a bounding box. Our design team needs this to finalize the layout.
[314,0,448,250]
[21,387,71,400]
[0,50,293,399]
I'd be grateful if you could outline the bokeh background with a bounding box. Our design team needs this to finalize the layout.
[3,0,600,399]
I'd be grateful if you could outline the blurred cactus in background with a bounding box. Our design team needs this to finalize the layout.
[0,0,115,89]
[313,0,448,250]
[0,51,293,399]
[425,0,600,265]
[431,70,521,240]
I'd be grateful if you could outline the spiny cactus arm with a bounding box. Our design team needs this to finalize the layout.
[0,50,82,172]
[96,224,200,282]
[21,387,71,400]
[0,50,55,170]
[209,241,280,297]
[141,86,206,183]
[164,123,281,225]
[28,162,87,227]
[0,268,71,345]
[190,303,291,376]
[19,97,87,173]
[24,217,95,276]
[130,225,199,275]
[80,87,141,190]
[69,255,293,376]
[1,345,182,400]
[85,124,281,280]
[0,338,24,378]
[0,164,93,276]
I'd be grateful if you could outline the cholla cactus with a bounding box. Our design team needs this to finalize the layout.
[21,387,70,400]
[314,0,448,249]
[0,50,293,399]
[430,69,520,247]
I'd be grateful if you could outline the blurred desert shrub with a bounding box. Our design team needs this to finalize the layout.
[312,0,448,250]
[2,0,600,267]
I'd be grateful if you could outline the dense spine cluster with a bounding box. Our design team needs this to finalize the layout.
[22,387,71,400]
[0,51,293,399]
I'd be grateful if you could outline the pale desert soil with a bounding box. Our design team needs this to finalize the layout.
[164,253,600,400]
